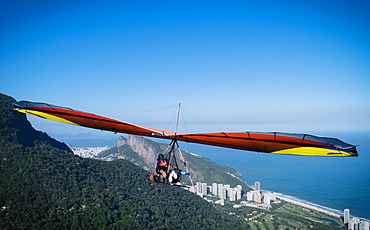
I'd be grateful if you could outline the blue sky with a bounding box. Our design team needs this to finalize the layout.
[1,0,369,135]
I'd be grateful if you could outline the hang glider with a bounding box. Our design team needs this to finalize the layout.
[13,101,358,157]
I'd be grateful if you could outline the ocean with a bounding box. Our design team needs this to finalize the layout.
[185,131,370,220]
[57,131,370,220]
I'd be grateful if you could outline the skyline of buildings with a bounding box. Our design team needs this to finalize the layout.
[71,146,370,224]
[190,181,278,211]
[191,182,243,202]
[344,209,369,230]
[246,182,276,207]
[70,146,109,158]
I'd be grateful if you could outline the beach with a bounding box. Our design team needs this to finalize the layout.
[188,132,370,220]
[275,193,341,218]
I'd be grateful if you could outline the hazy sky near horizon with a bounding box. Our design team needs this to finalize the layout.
[1,1,369,135]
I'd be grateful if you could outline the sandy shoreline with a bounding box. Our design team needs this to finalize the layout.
[275,193,341,218]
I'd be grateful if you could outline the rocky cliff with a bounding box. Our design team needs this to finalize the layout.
[101,134,249,188]
[1,93,246,229]
[117,135,160,169]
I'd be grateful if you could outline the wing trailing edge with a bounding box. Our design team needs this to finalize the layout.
[13,100,358,157]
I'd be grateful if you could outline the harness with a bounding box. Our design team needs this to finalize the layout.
[159,139,184,183]
[153,137,192,185]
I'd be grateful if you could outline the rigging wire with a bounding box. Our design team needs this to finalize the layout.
[173,103,194,186]
[175,103,181,134]
[175,104,255,186]
[109,103,243,188]
[180,105,188,134]
[120,104,179,121]
[180,106,225,131]
[164,106,179,132]
[209,152,258,183]
[176,140,194,187]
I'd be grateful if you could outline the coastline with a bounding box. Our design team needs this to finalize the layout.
[274,193,341,218]
[238,173,343,218]
[68,137,370,222]
[271,191,370,222]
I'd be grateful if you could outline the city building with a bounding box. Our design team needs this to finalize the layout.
[212,183,218,196]
[71,146,109,158]
[190,182,244,203]
[215,199,224,206]
[268,192,276,201]
[348,217,360,230]
[254,181,260,191]
[343,209,370,230]
[246,191,254,201]
[201,183,207,196]
[360,221,370,230]
[229,188,236,201]
[344,209,350,224]
[221,187,227,200]
[254,192,262,203]
[245,182,276,204]
[196,182,202,195]
[263,193,271,205]
[236,187,242,200]
[218,184,223,197]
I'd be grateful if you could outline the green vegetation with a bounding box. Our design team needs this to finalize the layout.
[212,198,346,230]
[102,145,148,167]
[181,148,247,188]
[99,136,250,189]
[1,93,246,229]
[0,93,347,229]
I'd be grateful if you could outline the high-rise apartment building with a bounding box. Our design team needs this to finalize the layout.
[221,187,227,200]
[212,183,218,196]
[360,221,369,230]
[229,188,236,201]
[263,193,271,205]
[344,209,350,224]
[201,183,207,196]
[246,191,254,201]
[254,182,260,191]
[268,192,276,201]
[218,184,223,198]
[236,187,242,200]
[254,192,262,203]
[196,182,202,195]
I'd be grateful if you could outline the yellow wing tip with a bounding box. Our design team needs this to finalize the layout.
[14,108,79,126]
[272,147,357,157]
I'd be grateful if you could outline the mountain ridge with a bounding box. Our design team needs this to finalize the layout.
[1,93,348,229]
[0,93,245,229]
[99,135,249,188]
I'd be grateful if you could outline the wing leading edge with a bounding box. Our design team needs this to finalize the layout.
[13,100,358,157]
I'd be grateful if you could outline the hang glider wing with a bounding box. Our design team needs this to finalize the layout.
[14,100,358,157]
[175,132,358,157]
[13,101,176,138]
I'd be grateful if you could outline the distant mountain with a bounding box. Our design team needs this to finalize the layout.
[51,132,99,139]
[0,93,245,229]
[99,135,250,189]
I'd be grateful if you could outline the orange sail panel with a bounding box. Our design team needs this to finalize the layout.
[13,101,176,138]
[13,100,358,157]
[176,132,358,156]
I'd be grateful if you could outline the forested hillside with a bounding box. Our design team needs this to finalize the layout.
[99,135,250,188]
[0,93,246,229]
